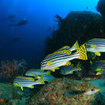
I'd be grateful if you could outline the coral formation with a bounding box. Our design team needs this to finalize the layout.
[0,59,27,82]
[96,0,105,17]
[27,77,104,105]
[45,11,104,55]
[0,83,30,105]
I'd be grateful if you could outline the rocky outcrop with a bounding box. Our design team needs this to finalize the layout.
[45,11,104,55]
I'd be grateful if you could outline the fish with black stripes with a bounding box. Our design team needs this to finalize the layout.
[41,44,88,72]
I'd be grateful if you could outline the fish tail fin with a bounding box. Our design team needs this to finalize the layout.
[77,44,88,60]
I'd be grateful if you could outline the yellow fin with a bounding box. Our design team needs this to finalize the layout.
[21,86,23,91]
[57,50,71,55]
[65,61,71,66]
[38,77,45,84]
[73,41,79,50]
[16,76,34,81]
[51,69,55,72]
[70,71,74,74]
[34,74,38,79]
[96,68,102,71]
[29,85,34,89]
[77,44,88,60]
[94,52,101,56]
[90,45,96,48]
[58,46,70,50]
[47,60,52,66]
[96,72,102,75]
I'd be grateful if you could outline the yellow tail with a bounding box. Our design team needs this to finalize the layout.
[77,44,88,60]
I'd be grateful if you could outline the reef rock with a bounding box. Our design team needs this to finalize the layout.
[27,77,105,105]
[97,0,105,17]
[45,11,104,55]
[0,83,30,105]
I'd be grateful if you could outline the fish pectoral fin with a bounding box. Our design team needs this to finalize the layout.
[77,67,82,71]
[96,72,102,75]
[29,85,34,89]
[94,52,101,56]
[51,69,55,72]
[90,45,96,48]
[21,86,23,91]
[51,68,59,72]
[65,61,71,66]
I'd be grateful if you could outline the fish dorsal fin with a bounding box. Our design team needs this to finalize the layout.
[57,46,70,51]
[91,38,105,41]
[90,45,96,48]
[77,44,88,60]
[73,41,79,50]
[53,50,71,55]
[16,76,34,81]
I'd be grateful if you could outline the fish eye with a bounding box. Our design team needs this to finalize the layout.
[91,89,94,91]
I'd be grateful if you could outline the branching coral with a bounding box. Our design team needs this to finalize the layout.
[0,59,27,81]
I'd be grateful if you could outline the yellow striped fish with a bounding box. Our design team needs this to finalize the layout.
[41,44,87,72]
[86,38,105,56]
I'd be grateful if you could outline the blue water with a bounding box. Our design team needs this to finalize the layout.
[0,0,99,68]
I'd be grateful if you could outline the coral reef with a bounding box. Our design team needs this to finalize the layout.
[27,76,104,105]
[96,0,105,17]
[45,11,104,55]
[0,83,30,105]
[0,59,27,82]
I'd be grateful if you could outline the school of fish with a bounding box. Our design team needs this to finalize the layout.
[13,38,105,93]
